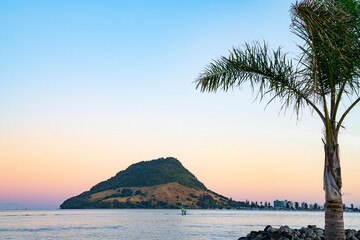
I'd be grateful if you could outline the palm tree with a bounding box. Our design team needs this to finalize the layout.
[195,0,360,239]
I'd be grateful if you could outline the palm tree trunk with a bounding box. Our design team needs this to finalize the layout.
[324,143,345,240]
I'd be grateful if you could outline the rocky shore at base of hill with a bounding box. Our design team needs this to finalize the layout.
[238,225,360,240]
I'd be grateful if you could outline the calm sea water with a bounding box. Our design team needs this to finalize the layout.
[1,209,360,240]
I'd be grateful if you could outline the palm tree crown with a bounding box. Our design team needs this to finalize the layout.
[197,0,360,141]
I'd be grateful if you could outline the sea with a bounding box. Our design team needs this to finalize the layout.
[1,209,360,240]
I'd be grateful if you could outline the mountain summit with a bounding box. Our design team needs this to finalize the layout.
[90,157,206,193]
[60,157,243,209]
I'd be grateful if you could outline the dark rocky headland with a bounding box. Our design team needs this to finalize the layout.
[239,225,360,240]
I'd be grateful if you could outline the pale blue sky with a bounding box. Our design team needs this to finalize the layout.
[1,0,360,209]
[0,0,299,140]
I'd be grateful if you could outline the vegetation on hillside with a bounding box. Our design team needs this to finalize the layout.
[60,182,250,209]
[90,157,206,193]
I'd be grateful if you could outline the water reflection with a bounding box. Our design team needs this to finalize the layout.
[1,209,359,239]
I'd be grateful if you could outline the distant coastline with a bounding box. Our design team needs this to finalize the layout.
[1,206,359,212]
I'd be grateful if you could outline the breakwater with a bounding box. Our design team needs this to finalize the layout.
[239,225,360,240]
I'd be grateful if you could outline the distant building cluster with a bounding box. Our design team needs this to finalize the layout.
[273,199,322,210]
[269,199,359,212]
[231,198,359,212]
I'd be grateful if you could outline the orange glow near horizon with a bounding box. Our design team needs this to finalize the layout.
[1,119,359,208]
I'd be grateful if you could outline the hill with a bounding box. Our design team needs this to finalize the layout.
[60,157,246,209]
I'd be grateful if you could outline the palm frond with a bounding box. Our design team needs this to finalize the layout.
[196,42,324,119]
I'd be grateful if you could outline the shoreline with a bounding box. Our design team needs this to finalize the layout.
[1,208,360,213]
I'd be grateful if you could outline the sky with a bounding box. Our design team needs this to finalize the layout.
[1,0,359,209]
